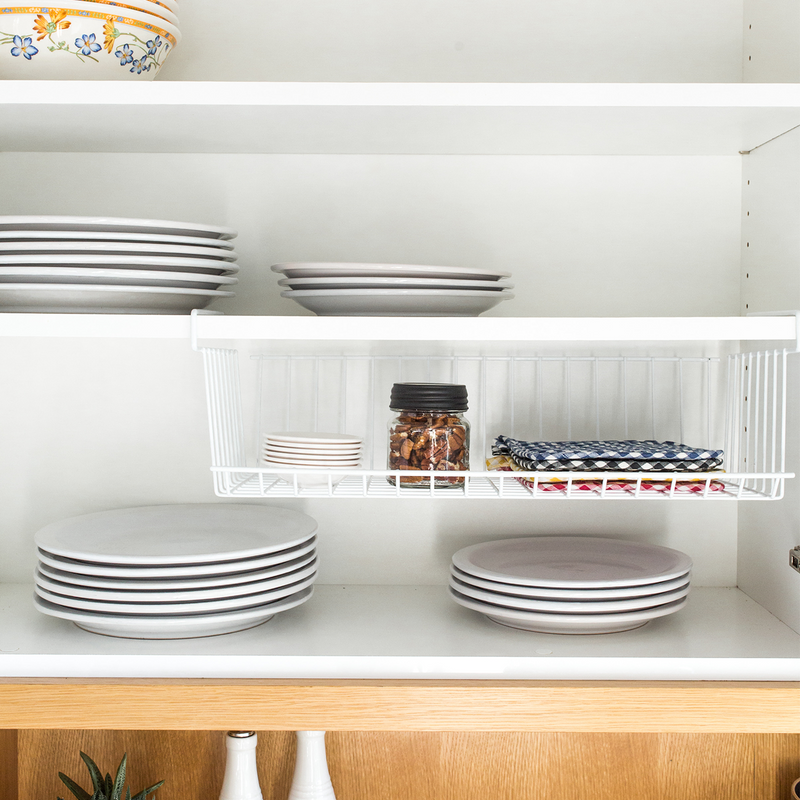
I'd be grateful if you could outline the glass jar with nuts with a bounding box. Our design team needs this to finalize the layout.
[387,382,470,488]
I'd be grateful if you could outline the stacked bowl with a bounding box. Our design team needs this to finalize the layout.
[33,504,317,639]
[263,431,364,490]
[0,215,237,313]
[0,0,180,79]
[272,262,514,316]
[449,536,692,634]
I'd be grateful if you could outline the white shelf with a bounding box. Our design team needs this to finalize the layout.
[2,82,800,155]
[2,584,799,680]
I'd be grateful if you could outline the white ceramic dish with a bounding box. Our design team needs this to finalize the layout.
[264,442,362,456]
[36,571,316,614]
[262,452,362,466]
[85,0,180,27]
[35,504,318,564]
[266,432,363,445]
[0,216,235,240]
[278,276,515,291]
[0,267,238,290]
[281,288,513,317]
[37,551,317,590]
[271,262,511,280]
[449,574,690,613]
[33,586,314,639]
[0,230,234,249]
[35,560,318,602]
[449,586,689,634]
[452,537,693,589]
[0,254,238,275]
[0,283,233,313]
[0,241,237,261]
[450,564,692,600]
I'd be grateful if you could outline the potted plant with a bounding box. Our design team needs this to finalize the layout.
[58,751,164,800]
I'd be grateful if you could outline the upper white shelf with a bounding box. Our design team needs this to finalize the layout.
[2,82,800,155]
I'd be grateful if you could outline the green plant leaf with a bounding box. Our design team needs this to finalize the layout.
[105,774,113,798]
[79,752,105,793]
[57,772,92,800]
[126,788,131,800]
[111,754,127,800]
[130,780,164,800]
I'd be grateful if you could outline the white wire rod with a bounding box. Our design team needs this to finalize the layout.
[759,352,769,493]
[770,350,779,475]
[218,350,240,468]
[753,351,763,490]
[723,354,734,471]
[250,354,722,364]
[566,358,572,441]
[227,349,247,468]
[650,359,656,442]
[745,352,753,476]
[678,360,684,445]
[623,357,629,439]
[781,349,789,474]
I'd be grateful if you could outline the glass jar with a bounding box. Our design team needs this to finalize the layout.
[387,382,470,488]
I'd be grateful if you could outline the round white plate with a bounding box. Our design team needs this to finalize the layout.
[36,504,318,564]
[0,284,233,313]
[449,587,688,634]
[0,267,238,290]
[266,432,363,445]
[37,551,317,590]
[35,561,318,602]
[0,241,238,261]
[33,586,313,639]
[450,564,692,600]
[0,254,238,274]
[449,574,690,613]
[0,216,236,240]
[263,442,362,456]
[0,230,235,249]
[272,262,511,280]
[278,276,515,291]
[36,571,316,615]
[263,452,362,466]
[281,288,513,317]
[452,537,693,589]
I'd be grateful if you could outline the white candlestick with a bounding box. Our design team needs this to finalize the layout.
[220,731,264,800]
[287,731,337,800]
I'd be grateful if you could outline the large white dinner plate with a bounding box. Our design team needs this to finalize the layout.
[0,241,238,261]
[281,288,513,317]
[263,442,362,456]
[452,537,693,589]
[0,254,238,275]
[278,276,514,291]
[36,504,318,565]
[37,551,317,590]
[266,432,363,445]
[0,216,237,240]
[449,586,688,634]
[450,564,691,600]
[0,267,238,290]
[449,574,690,613]
[35,560,318,602]
[33,586,314,639]
[262,451,362,466]
[35,570,316,615]
[0,230,235,249]
[272,262,511,280]
[0,284,233,313]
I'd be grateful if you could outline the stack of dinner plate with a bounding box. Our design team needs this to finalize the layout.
[263,431,363,489]
[272,262,514,316]
[33,504,317,639]
[449,536,692,634]
[0,215,238,313]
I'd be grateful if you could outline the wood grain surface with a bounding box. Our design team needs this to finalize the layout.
[0,729,18,800]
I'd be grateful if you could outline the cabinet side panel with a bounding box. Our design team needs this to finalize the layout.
[743,0,800,82]
[754,734,800,800]
[0,730,18,800]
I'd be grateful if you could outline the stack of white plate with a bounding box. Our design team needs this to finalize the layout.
[0,215,239,313]
[449,536,692,634]
[272,262,514,316]
[33,504,317,639]
[264,431,363,489]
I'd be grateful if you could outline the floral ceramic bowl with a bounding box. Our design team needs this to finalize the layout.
[0,3,180,79]
[81,0,179,27]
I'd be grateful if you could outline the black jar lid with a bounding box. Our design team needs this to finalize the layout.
[390,382,468,411]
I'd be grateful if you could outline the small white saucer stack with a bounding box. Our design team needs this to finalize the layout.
[263,431,363,489]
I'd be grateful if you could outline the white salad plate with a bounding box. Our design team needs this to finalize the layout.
[449,587,689,634]
[272,262,511,280]
[0,267,238,290]
[0,241,238,261]
[0,254,238,275]
[0,230,235,249]
[278,276,515,291]
[449,574,690,613]
[35,504,318,564]
[264,443,362,456]
[35,571,317,615]
[452,537,693,589]
[33,586,314,639]
[37,551,317,590]
[262,452,362,466]
[0,284,233,313]
[450,564,691,600]
[37,537,317,579]
[281,288,514,317]
[0,216,237,240]
[266,432,363,445]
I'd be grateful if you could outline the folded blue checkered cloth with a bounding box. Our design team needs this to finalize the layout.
[493,436,724,472]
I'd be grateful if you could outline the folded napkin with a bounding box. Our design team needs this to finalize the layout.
[492,436,724,473]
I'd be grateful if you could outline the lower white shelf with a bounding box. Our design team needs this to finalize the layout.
[2,584,799,681]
